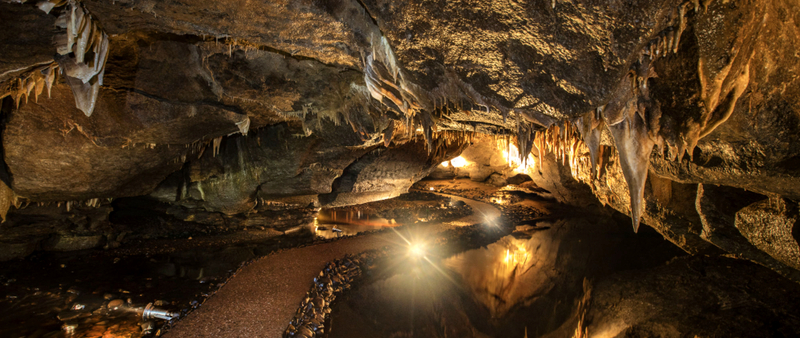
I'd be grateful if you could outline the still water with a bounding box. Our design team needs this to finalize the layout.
[313,209,399,239]
[326,213,684,338]
[0,234,303,338]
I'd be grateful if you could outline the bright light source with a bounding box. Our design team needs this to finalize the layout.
[441,161,449,167]
[450,156,468,168]
[429,187,435,191]
[409,243,426,257]
[499,141,535,175]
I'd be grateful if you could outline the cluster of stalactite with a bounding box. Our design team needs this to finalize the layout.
[357,29,654,230]
[0,62,59,109]
[533,122,586,175]
[427,129,475,160]
[509,0,752,233]
[0,179,112,223]
[1,0,110,116]
[361,33,510,155]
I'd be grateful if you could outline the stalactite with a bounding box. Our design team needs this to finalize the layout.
[0,62,60,109]
[608,113,655,233]
[598,65,658,232]
[362,36,425,122]
[0,0,109,116]
[212,136,223,157]
[383,121,394,147]
[236,117,251,136]
[534,132,544,174]
[420,112,436,153]
[516,121,536,167]
[53,0,109,117]
[577,108,604,178]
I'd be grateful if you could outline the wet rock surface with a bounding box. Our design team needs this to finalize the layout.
[322,191,472,227]
[735,197,800,272]
[573,255,800,338]
[283,255,364,338]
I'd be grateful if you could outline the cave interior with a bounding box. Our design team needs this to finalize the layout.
[1,0,800,337]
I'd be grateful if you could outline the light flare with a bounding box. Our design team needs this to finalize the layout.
[450,156,469,168]
[409,243,426,258]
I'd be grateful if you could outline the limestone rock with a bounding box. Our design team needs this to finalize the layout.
[736,198,800,272]
[43,233,104,251]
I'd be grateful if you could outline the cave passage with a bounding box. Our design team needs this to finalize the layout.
[3,0,800,337]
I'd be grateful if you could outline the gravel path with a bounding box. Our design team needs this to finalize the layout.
[164,195,499,338]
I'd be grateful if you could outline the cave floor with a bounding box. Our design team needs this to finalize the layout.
[162,192,508,338]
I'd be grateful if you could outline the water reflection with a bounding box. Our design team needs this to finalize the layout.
[445,230,556,319]
[328,215,684,338]
[313,209,399,239]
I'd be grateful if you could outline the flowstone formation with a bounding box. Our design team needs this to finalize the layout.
[0,0,798,285]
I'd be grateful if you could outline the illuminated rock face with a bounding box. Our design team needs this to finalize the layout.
[0,0,798,278]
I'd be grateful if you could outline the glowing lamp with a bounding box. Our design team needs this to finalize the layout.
[409,243,426,257]
[450,156,468,168]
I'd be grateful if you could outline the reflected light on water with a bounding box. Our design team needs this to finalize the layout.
[503,244,529,267]
[445,235,552,318]
[314,208,401,239]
